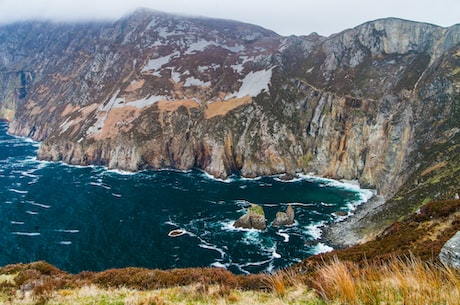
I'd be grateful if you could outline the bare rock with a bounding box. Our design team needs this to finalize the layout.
[273,205,295,227]
[440,231,460,269]
[233,204,266,230]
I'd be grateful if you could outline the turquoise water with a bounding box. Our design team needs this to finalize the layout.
[0,121,371,274]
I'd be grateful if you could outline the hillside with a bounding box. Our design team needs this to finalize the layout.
[1,8,460,295]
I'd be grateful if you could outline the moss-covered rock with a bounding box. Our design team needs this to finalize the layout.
[234,204,266,230]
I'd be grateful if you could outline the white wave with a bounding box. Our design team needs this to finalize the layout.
[29,202,51,209]
[10,221,24,225]
[12,232,40,236]
[272,249,281,259]
[199,243,226,258]
[210,262,228,269]
[305,221,326,240]
[55,229,80,233]
[286,202,315,207]
[89,181,111,190]
[312,242,334,254]
[240,258,272,268]
[9,188,28,194]
[20,170,39,178]
[104,168,137,176]
[58,241,72,245]
[200,170,234,183]
[276,231,290,242]
[26,211,38,215]
[273,176,305,183]
[243,230,263,245]
[165,220,179,227]
[112,193,122,198]
[220,220,264,234]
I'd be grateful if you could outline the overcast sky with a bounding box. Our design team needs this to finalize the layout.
[0,0,459,36]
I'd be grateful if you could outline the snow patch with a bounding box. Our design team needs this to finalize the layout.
[141,52,180,73]
[227,68,273,99]
[185,40,215,54]
[184,76,211,87]
[171,70,182,83]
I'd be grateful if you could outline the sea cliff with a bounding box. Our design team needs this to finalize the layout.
[1,11,460,237]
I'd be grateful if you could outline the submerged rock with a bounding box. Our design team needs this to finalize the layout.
[233,204,267,230]
[273,205,295,227]
[440,231,460,269]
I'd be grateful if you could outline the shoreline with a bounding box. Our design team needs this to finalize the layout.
[322,193,386,249]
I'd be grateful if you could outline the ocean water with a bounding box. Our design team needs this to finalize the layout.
[0,121,372,274]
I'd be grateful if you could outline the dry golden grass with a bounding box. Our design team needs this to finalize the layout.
[313,255,460,305]
[204,96,252,119]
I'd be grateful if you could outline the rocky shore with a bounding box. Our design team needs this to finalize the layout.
[322,194,386,248]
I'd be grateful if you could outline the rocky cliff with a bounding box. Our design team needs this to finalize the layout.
[1,10,459,202]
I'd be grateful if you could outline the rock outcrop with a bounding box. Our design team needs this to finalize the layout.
[440,231,460,269]
[273,205,295,227]
[0,11,459,204]
[233,204,267,230]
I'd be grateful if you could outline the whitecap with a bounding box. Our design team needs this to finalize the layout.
[304,221,326,240]
[89,181,111,190]
[276,231,290,242]
[12,232,40,236]
[286,202,315,207]
[272,250,281,259]
[210,262,228,269]
[55,229,80,233]
[104,168,137,176]
[29,202,51,209]
[112,193,122,198]
[10,221,24,225]
[200,170,234,183]
[199,243,226,258]
[26,211,38,215]
[58,241,72,245]
[165,220,179,227]
[9,188,28,194]
[312,242,334,254]
[239,258,272,268]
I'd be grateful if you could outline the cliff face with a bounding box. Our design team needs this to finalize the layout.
[1,11,459,200]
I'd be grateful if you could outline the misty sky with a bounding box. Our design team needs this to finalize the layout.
[0,0,459,36]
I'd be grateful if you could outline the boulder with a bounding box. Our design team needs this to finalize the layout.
[273,205,295,226]
[233,204,266,230]
[440,231,460,269]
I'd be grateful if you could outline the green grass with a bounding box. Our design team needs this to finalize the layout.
[248,204,265,216]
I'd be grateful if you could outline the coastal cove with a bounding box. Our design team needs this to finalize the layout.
[0,122,373,274]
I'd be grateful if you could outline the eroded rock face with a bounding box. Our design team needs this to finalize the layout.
[233,204,267,230]
[1,12,459,201]
[273,205,295,227]
[440,231,460,269]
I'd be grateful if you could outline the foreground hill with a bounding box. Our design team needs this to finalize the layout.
[0,199,458,304]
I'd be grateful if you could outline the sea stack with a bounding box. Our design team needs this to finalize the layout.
[273,205,295,227]
[233,204,267,230]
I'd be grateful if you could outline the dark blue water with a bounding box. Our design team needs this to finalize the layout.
[0,121,372,274]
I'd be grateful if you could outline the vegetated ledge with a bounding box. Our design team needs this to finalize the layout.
[0,199,458,304]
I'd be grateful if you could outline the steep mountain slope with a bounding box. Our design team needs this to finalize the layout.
[0,10,459,208]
